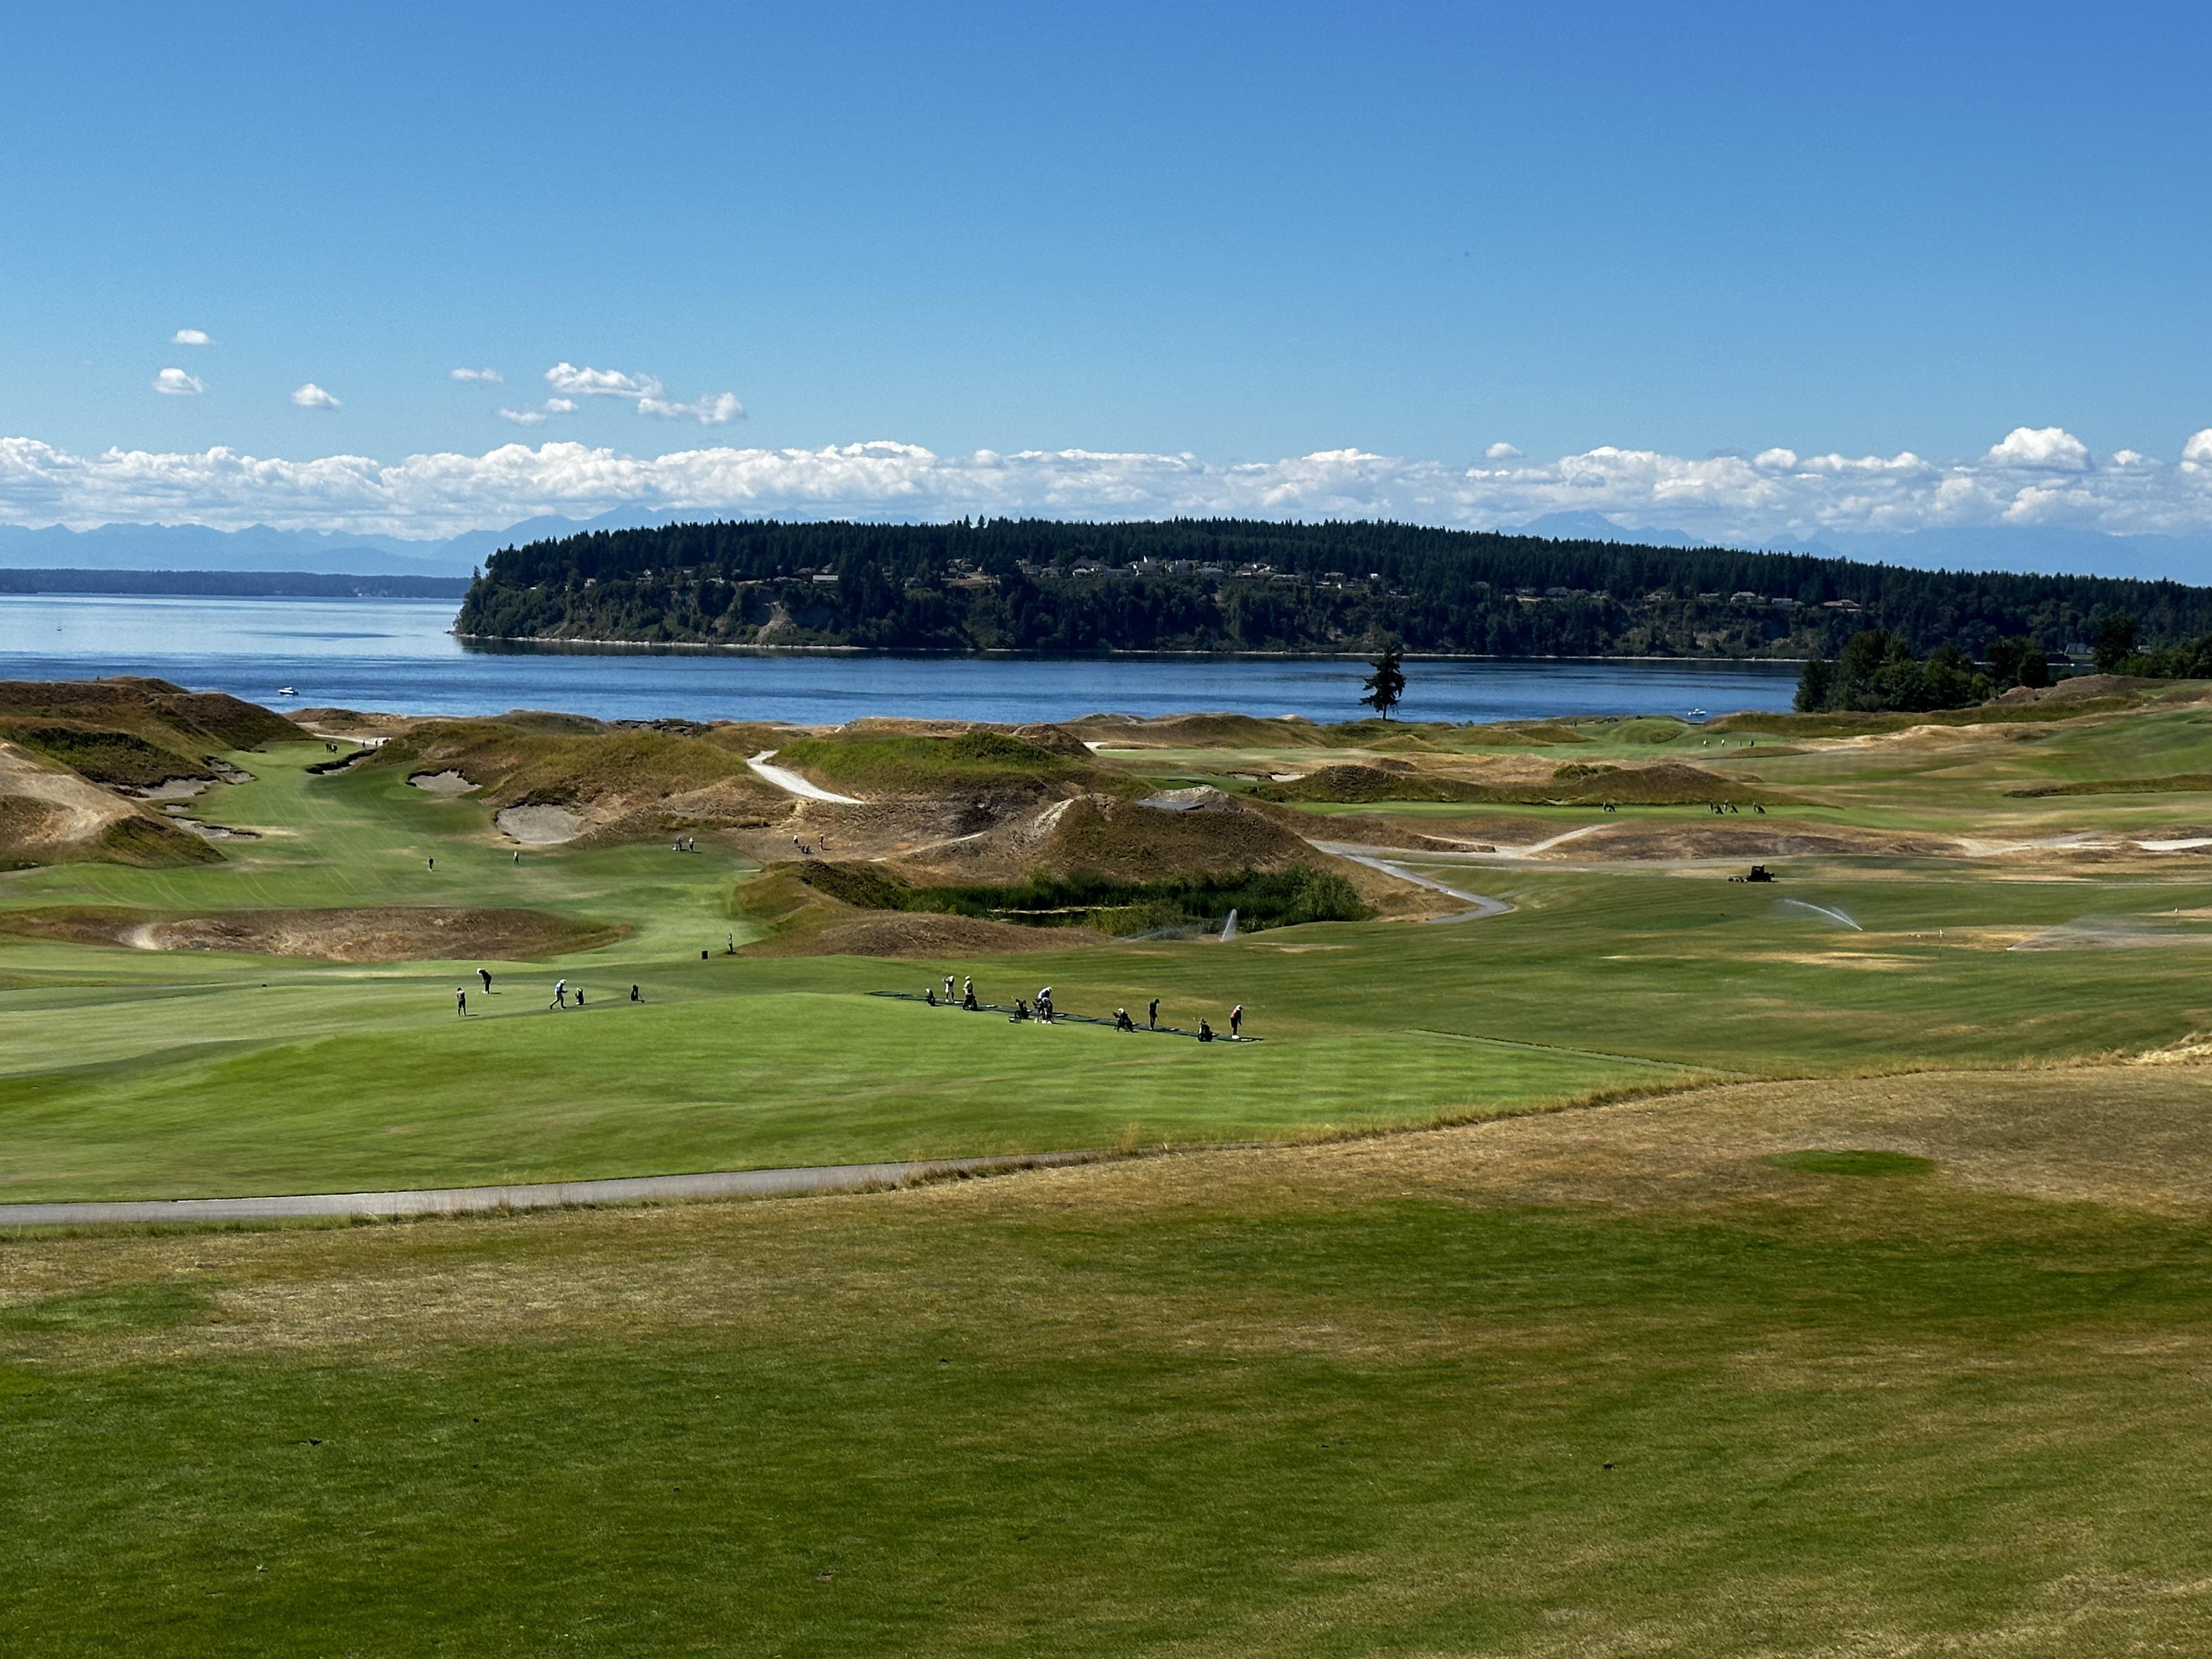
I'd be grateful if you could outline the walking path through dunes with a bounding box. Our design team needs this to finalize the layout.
[0,1150,1104,1227]
[1312,842,1513,921]
[746,749,863,804]
[11,1063,2212,1656]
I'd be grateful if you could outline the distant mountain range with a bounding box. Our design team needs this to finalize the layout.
[8,509,2212,586]
[1509,511,2212,583]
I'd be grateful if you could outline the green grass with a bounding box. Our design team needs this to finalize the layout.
[10,737,2212,1199]
[14,702,2212,1651]
[4,1064,2211,1654]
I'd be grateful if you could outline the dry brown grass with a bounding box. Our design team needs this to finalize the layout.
[9,1062,2207,1373]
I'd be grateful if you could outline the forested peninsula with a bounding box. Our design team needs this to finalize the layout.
[454,518,2212,659]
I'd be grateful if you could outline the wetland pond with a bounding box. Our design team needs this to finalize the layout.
[0,593,1801,724]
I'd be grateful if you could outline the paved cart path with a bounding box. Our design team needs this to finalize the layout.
[0,1150,1104,1228]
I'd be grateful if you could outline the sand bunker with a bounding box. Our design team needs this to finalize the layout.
[410,770,478,795]
[2,905,620,961]
[496,804,586,844]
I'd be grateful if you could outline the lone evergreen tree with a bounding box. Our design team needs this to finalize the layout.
[1361,646,1406,719]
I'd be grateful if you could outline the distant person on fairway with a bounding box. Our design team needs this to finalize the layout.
[1148,997,1159,1030]
[455,987,467,1017]
[478,967,492,994]
[427,856,435,870]
[1115,1007,1135,1032]
[630,984,641,1002]
[1230,1004,1244,1039]
[962,981,978,1012]
[550,979,568,1009]
[944,974,956,1001]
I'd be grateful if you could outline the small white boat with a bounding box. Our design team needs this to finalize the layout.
[276,686,296,696]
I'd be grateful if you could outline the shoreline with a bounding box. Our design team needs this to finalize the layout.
[453,632,1815,667]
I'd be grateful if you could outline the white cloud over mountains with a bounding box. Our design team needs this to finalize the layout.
[5,426,2212,543]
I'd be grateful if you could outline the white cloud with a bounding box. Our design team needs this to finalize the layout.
[153,368,205,396]
[8,427,2212,543]
[639,392,744,425]
[1986,426,2091,470]
[450,367,504,383]
[171,329,212,346]
[1483,442,1522,461]
[545,398,578,414]
[547,362,738,422]
[497,408,548,425]
[291,383,341,410]
[545,362,664,400]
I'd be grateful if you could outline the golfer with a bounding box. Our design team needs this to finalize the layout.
[455,987,467,1017]
[550,978,568,1009]
[1230,1003,1244,1039]
[478,967,492,994]
[1148,997,1159,1030]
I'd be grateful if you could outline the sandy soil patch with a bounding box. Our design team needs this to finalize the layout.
[1,905,620,961]
[496,804,586,844]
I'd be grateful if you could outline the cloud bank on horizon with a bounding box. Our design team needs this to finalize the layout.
[3,426,2210,545]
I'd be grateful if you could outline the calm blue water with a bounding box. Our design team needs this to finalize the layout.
[0,593,1801,724]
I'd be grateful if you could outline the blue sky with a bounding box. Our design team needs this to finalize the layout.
[3,1,2209,542]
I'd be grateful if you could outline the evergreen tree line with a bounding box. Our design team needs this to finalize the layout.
[1793,612,2212,714]
[455,518,2212,660]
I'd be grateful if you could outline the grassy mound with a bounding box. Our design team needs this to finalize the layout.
[1257,759,1779,807]
[775,729,1111,797]
[0,676,298,753]
[0,723,213,788]
[1037,792,1324,881]
[367,719,787,837]
[1063,712,1333,749]
[1254,764,1499,804]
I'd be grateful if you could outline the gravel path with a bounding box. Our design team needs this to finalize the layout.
[0,1150,1104,1228]
[746,750,864,804]
[1313,843,1515,923]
